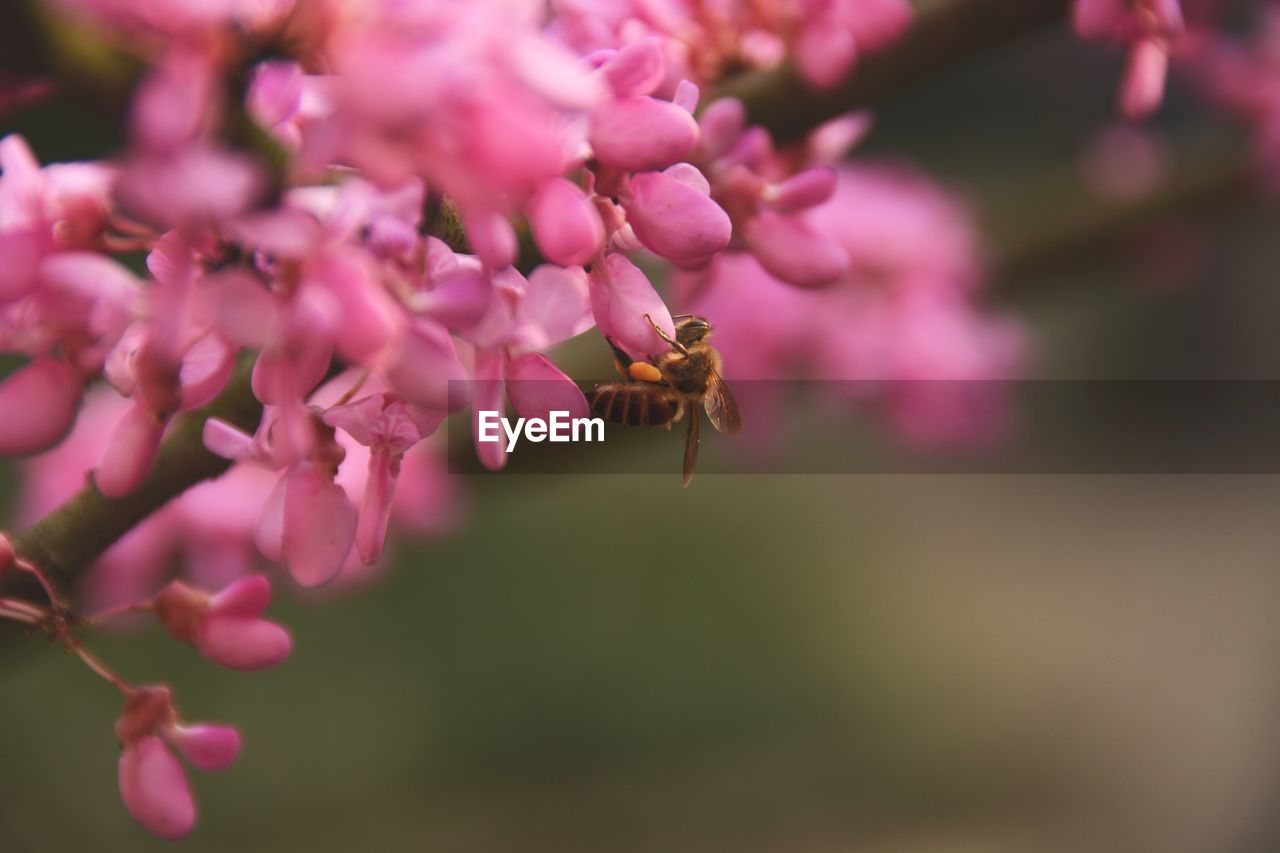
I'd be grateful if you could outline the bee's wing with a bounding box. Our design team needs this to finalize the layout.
[703,370,742,436]
[682,408,699,488]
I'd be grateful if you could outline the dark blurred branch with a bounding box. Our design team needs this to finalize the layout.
[714,0,1072,143]
[990,138,1253,279]
[2,356,262,598]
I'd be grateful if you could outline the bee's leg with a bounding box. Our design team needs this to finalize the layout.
[606,336,633,379]
[643,313,690,355]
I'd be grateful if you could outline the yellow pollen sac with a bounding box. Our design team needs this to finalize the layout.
[629,362,663,383]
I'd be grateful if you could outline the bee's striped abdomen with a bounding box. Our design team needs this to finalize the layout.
[588,383,681,428]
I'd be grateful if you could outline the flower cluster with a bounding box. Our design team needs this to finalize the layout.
[0,0,1036,839]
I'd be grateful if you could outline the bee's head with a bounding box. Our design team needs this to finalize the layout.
[674,315,712,345]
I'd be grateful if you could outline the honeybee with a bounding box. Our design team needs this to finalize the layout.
[587,314,741,487]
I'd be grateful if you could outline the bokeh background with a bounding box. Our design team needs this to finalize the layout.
[5,5,1280,853]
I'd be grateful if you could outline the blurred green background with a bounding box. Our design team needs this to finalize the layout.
[6,6,1280,853]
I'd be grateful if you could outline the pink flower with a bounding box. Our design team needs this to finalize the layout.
[586,254,675,360]
[1072,0,1184,119]
[0,134,115,303]
[589,96,699,171]
[526,177,606,267]
[621,168,732,264]
[115,685,240,839]
[153,575,292,670]
[322,395,446,564]
[456,264,594,470]
[95,233,235,496]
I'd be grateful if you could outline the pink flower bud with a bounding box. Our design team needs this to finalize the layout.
[765,167,838,212]
[697,98,746,161]
[600,36,665,97]
[165,724,241,772]
[586,254,676,359]
[623,171,731,262]
[673,80,699,114]
[794,20,857,89]
[119,736,196,840]
[96,402,167,497]
[114,685,241,838]
[463,208,518,270]
[0,357,81,455]
[1120,38,1169,120]
[527,178,605,267]
[590,97,699,172]
[744,210,850,289]
[154,576,293,670]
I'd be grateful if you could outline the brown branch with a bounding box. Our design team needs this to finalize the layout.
[3,355,262,597]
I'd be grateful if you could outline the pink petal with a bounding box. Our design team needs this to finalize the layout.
[527,178,605,267]
[0,227,45,303]
[39,251,141,303]
[696,98,745,160]
[119,146,264,230]
[661,162,711,195]
[586,254,676,359]
[208,574,272,617]
[744,210,850,288]
[164,723,242,771]
[1120,38,1169,120]
[589,96,699,172]
[463,208,518,270]
[806,112,874,165]
[202,418,257,462]
[201,268,279,347]
[766,167,838,212]
[247,60,303,130]
[382,322,469,411]
[96,403,167,497]
[514,264,594,351]
[673,80,700,113]
[510,35,604,109]
[118,737,196,840]
[355,449,399,564]
[251,339,333,406]
[846,0,914,50]
[624,170,731,261]
[470,349,508,472]
[309,249,398,363]
[179,334,234,410]
[600,36,665,97]
[282,463,356,587]
[227,208,320,259]
[255,472,288,562]
[196,615,292,670]
[421,267,493,332]
[506,352,589,422]
[0,357,81,455]
[795,21,858,89]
